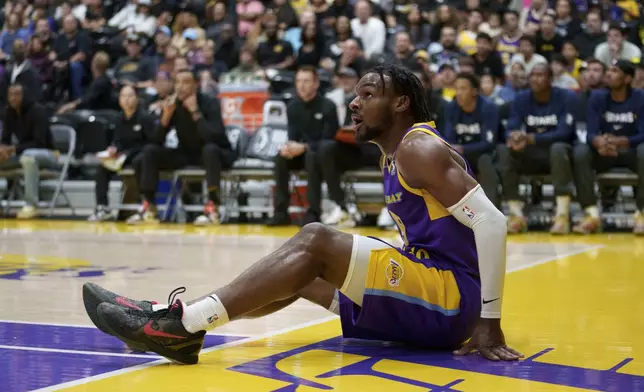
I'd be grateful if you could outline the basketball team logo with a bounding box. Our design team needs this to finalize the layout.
[385,259,404,287]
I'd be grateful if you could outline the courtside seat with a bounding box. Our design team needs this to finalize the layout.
[596,168,638,186]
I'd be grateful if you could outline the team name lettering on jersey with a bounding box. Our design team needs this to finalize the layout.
[604,111,636,124]
[385,192,403,205]
[526,114,558,127]
[455,123,481,135]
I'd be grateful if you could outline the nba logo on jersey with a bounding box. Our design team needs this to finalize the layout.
[462,206,475,220]
[207,314,219,324]
[385,259,404,287]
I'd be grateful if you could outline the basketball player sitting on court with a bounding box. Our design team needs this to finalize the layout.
[82,64,523,365]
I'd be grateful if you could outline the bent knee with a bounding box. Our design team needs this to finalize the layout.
[573,143,592,162]
[549,142,570,156]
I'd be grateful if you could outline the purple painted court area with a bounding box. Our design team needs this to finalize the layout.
[0,321,244,391]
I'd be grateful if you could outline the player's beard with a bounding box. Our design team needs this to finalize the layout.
[356,112,391,142]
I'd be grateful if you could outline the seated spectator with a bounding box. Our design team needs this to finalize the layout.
[429,26,465,71]
[148,26,172,73]
[520,0,548,31]
[236,0,265,38]
[0,83,55,219]
[107,0,157,37]
[480,73,505,105]
[561,41,583,80]
[331,38,366,77]
[633,62,644,89]
[457,9,483,56]
[0,12,30,61]
[575,58,606,123]
[497,10,522,66]
[594,22,642,67]
[148,70,174,114]
[283,10,316,54]
[171,11,206,55]
[536,13,563,62]
[296,21,328,68]
[184,28,207,66]
[1,39,42,106]
[551,54,580,90]
[57,51,113,113]
[214,23,240,71]
[505,35,547,76]
[28,34,54,99]
[473,32,504,81]
[392,31,422,72]
[33,17,55,52]
[220,46,264,84]
[205,1,233,42]
[498,63,576,234]
[572,61,644,235]
[554,0,581,39]
[350,0,385,58]
[50,14,91,100]
[479,9,503,39]
[89,85,156,222]
[444,73,501,207]
[273,0,299,31]
[572,11,605,60]
[127,69,235,226]
[435,63,457,102]
[79,0,106,33]
[256,19,295,70]
[113,33,155,89]
[405,5,430,49]
[267,66,339,226]
[193,40,227,83]
[498,62,528,103]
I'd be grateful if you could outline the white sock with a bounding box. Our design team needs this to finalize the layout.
[585,206,600,219]
[328,290,340,315]
[555,196,571,217]
[508,201,524,217]
[152,304,167,311]
[181,294,229,333]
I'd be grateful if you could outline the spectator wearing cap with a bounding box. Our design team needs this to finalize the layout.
[392,32,423,72]
[184,28,207,65]
[256,19,295,70]
[435,63,457,102]
[444,73,501,207]
[283,10,316,54]
[499,63,577,235]
[127,68,235,226]
[536,13,563,62]
[108,0,157,37]
[594,22,642,67]
[237,0,265,38]
[220,45,264,84]
[572,11,605,60]
[573,60,644,235]
[429,26,465,71]
[326,66,359,126]
[350,0,386,58]
[505,35,547,76]
[57,51,114,113]
[113,33,155,89]
[171,11,206,55]
[551,54,580,90]
[50,14,91,100]
[149,26,172,72]
[473,32,504,81]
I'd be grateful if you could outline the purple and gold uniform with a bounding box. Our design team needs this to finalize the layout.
[339,122,482,349]
[498,35,521,65]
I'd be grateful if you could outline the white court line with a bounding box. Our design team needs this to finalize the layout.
[30,243,602,391]
[33,315,340,392]
[0,319,244,337]
[0,344,158,359]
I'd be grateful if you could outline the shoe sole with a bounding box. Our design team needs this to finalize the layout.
[96,304,200,365]
[82,283,148,352]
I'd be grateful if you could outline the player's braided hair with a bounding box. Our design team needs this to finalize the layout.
[369,64,433,123]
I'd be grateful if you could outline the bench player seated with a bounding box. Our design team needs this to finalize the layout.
[81,64,522,365]
[498,63,578,234]
[573,60,644,234]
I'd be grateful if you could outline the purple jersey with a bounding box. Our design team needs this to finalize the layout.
[383,122,479,277]
[497,35,520,65]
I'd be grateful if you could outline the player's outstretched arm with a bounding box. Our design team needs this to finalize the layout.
[396,133,523,361]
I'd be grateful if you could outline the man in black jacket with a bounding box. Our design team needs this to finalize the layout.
[127,69,236,225]
[0,39,42,110]
[0,83,56,219]
[267,65,339,226]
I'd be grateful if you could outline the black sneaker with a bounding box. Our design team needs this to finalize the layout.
[265,213,291,226]
[82,282,162,351]
[97,299,206,365]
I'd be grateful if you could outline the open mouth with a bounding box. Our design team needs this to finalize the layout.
[352,115,363,128]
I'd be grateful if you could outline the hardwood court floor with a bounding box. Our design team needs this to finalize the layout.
[0,220,643,391]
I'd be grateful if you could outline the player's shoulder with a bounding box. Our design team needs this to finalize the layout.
[398,130,448,164]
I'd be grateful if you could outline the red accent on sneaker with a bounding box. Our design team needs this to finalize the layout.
[115,296,142,310]
[143,321,187,339]
[204,201,215,214]
[151,301,158,305]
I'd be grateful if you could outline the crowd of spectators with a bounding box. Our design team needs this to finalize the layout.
[0,0,643,234]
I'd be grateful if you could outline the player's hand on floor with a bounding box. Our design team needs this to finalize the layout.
[453,318,523,361]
